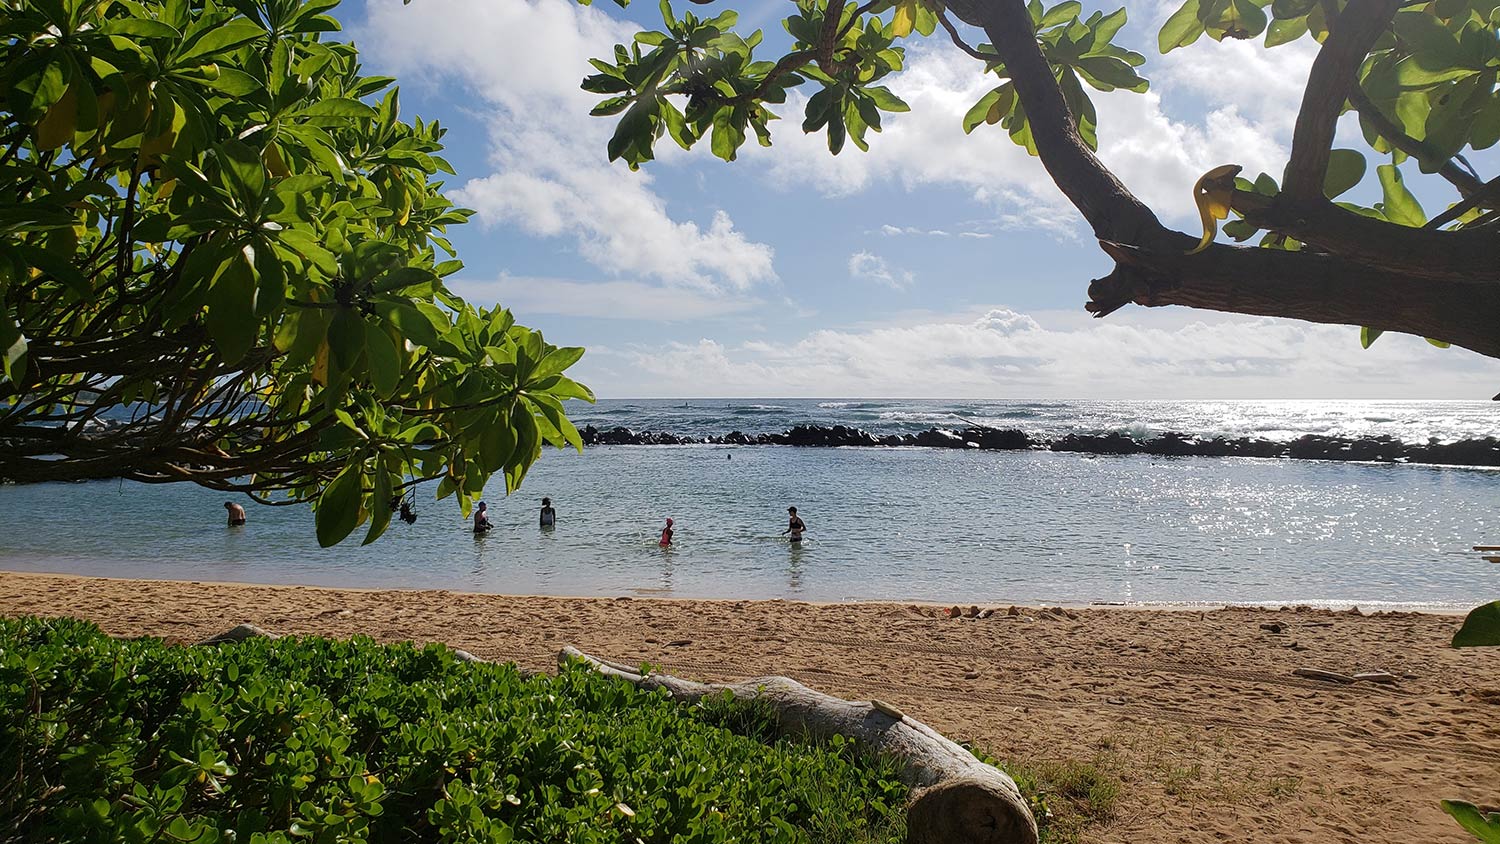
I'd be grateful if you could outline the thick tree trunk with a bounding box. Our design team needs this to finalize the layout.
[559,646,1039,844]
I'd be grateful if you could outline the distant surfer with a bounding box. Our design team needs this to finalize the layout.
[659,518,674,548]
[473,501,492,534]
[224,501,247,527]
[540,497,556,528]
[782,506,805,543]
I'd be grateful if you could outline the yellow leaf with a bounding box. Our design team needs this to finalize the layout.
[36,85,78,150]
[313,339,329,386]
[1188,164,1242,255]
[264,145,291,178]
[891,1,915,37]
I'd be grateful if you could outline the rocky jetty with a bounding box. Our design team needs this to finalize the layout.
[576,424,1500,468]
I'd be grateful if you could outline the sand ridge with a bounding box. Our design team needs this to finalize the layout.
[1,570,1496,843]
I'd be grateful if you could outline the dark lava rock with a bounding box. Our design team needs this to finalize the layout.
[960,427,1034,450]
[1050,432,1142,455]
[914,429,967,448]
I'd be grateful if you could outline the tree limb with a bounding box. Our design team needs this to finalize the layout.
[1092,240,1500,357]
[560,646,1039,844]
[1347,84,1487,198]
[1282,0,1400,201]
[959,0,1172,249]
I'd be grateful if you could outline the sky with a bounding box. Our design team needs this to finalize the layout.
[343,0,1500,399]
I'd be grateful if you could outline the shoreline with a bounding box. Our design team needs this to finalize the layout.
[2,570,1495,843]
[0,569,1474,615]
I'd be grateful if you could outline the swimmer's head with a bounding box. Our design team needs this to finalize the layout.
[477,501,487,510]
[787,506,797,514]
[666,518,674,526]
[223,501,232,509]
[542,497,551,505]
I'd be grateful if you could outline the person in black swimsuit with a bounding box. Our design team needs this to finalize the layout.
[782,506,805,543]
[540,497,556,528]
[224,501,247,527]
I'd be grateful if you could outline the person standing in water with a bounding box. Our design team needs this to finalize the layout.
[224,501,247,527]
[782,506,806,543]
[473,501,493,534]
[539,497,556,528]
[659,518,674,548]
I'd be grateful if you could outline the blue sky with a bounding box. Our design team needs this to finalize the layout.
[345,0,1500,398]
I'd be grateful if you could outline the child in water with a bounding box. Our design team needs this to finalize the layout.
[659,518,674,548]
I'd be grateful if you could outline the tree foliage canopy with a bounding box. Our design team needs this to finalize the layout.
[578,0,1500,361]
[0,0,591,545]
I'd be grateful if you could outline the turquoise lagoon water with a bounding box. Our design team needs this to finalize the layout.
[2,399,1498,608]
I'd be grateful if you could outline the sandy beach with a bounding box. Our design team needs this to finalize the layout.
[2,570,1496,843]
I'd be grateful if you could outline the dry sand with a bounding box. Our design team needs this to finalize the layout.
[1,570,1496,843]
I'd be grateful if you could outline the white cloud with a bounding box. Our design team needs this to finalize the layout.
[848,251,915,290]
[359,0,775,293]
[585,308,1500,398]
[449,274,762,320]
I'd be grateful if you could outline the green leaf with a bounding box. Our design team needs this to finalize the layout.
[1395,55,1478,87]
[1265,15,1307,47]
[300,98,377,119]
[206,248,259,362]
[864,86,909,112]
[1452,601,1500,647]
[1441,799,1500,840]
[1376,164,1425,226]
[177,20,265,64]
[217,141,266,207]
[1075,56,1148,92]
[365,321,401,397]
[1322,149,1365,199]
[1159,0,1206,52]
[276,229,338,275]
[1359,326,1383,349]
[203,68,262,96]
[362,468,392,545]
[328,309,365,372]
[530,346,585,383]
[544,375,596,402]
[102,18,182,38]
[315,462,363,547]
[963,87,1005,134]
[1425,337,1451,349]
[1039,1,1081,28]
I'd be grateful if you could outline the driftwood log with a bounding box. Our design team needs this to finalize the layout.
[560,645,1038,844]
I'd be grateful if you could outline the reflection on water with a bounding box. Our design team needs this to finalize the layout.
[0,446,1497,608]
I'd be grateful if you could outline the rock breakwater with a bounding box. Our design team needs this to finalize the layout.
[578,424,1500,467]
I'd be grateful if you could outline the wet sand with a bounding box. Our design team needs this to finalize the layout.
[2,570,1496,843]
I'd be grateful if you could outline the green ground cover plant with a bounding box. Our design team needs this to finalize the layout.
[0,617,912,843]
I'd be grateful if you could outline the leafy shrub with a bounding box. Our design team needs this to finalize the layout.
[0,617,907,843]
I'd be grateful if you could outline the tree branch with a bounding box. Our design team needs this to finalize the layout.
[937,11,991,63]
[1230,189,1500,282]
[960,0,1173,248]
[1283,0,1400,201]
[1346,84,1487,198]
[1092,240,1500,357]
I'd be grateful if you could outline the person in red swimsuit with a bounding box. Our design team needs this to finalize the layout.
[659,518,674,548]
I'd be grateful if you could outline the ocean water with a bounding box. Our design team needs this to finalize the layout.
[0,399,1497,608]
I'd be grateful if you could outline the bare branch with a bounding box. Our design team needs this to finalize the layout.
[937,11,991,63]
